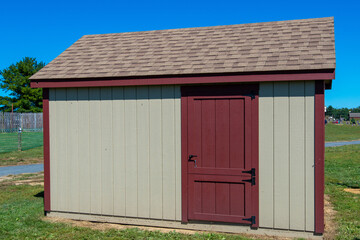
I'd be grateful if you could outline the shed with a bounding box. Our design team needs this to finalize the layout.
[30,17,335,238]
[349,112,360,119]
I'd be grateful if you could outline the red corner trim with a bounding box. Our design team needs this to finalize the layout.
[314,80,325,234]
[31,71,335,89]
[42,88,51,212]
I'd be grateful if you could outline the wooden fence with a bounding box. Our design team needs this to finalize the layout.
[0,112,43,132]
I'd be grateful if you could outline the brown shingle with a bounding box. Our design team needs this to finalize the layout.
[30,17,335,80]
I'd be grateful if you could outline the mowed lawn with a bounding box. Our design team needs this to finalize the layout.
[0,131,43,153]
[325,124,360,142]
[325,145,360,239]
[0,146,43,166]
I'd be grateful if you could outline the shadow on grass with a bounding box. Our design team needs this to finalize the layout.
[34,191,44,198]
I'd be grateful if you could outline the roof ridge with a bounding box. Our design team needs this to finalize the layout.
[81,17,334,38]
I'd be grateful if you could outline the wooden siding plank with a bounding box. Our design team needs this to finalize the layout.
[100,88,114,215]
[174,87,182,221]
[89,88,102,214]
[289,82,306,230]
[149,86,163,219]
[78,88,91,213]
[124,87,138,217]
[161,86,176,220]
[66,88,79,213]
[259,82,274,228]
[136,86,150,218]
[273,82,290,229]
[49,89,58,211]
[112,87,126,216]
[55,88,68,211]
[305,81,315,231]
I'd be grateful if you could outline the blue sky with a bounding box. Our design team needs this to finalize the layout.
[0,0,359,108]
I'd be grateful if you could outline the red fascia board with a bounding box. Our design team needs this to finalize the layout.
[30,71,335,88]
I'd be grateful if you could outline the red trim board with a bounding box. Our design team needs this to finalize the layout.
[31,72,334,89]
[42,88,51,212]
[314,80,325,234]
[181,95,189,223]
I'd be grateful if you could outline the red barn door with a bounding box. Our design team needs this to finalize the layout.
[181,85,259,227]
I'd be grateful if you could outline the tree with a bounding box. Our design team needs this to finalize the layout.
[326,105,334,116]
[0,57,45,112]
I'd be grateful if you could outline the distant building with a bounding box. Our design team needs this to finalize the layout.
[349,112,360,119]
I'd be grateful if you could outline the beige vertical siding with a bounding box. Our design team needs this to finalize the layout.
[259,81,315,231]
[50,82,315,230]
[49,86,181,221]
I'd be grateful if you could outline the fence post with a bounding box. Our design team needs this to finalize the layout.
[18,127,22,151]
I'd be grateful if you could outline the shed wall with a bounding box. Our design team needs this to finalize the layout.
[49,82,315,231]
[259,81,315,231]
[49,86,182,220]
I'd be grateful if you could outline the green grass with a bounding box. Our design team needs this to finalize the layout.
[0,176,255,240]
[0,146,43,166]
[0,131,43,153]
[325,145,360,239]
[325,124,360,142]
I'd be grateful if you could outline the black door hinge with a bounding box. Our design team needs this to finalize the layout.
[243,177,255,185]
[243,168,256,185]
[243,216,256,225]
[243,168,255,177]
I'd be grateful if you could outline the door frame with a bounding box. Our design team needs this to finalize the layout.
[181,84,259,228]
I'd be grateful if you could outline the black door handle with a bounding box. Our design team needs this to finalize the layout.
[188,155,198,168]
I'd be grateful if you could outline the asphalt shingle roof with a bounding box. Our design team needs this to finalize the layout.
[30,17,335,80]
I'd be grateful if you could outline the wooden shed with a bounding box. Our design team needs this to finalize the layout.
[30,17,335,238]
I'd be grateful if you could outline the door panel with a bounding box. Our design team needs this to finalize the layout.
[185,92,255,225]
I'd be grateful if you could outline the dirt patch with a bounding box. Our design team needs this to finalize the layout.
[344,188,360,194]
[45,217,201,235]
[13,179,43,186]
[324,194,337,240]
[0,158,43,167]
[0,172,44,186]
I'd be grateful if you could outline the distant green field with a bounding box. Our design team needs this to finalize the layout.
[325,124,360,142]
[0,132,43,153]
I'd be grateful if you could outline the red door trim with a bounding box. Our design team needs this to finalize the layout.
[314,80,325,234]
[43,88,51,212]
[181,94,189,222]
[251,93,259,228]
[181,84,259,226]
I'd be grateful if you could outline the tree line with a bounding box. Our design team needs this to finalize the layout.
[326,105,360,121]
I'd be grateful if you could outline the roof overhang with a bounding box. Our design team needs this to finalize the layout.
[31,69,335,90]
